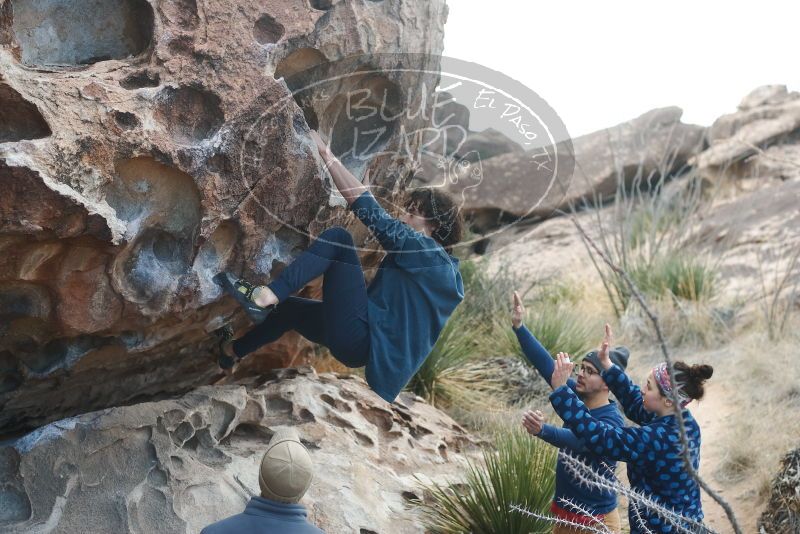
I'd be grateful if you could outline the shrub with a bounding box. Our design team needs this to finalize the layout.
[620,296,735,349]
[408,260,517,407]
[485,278,596,361]
[415,428,556,534]
[458,259,517,322]
[408,308,486,406]
[756,246,800,341]
[627,253,717,302]
[411,259,600,409]
[579,168,719,317]
[490,306,595,361]
[627,204,676,250]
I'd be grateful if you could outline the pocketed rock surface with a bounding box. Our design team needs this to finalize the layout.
[0,0,447,434]
[0,367,478,534]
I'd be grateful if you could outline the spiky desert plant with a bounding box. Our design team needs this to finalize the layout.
[415,428,556,534]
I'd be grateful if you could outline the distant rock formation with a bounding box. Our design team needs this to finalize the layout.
[485,85,800,310]
[419,91,525,163]
[0,367,478,533]
[0,0,447,434]
[686,85,800,300]
[694,84,800,174]
[436,107,706,230]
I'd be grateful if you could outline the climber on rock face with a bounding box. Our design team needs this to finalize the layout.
[213,129,464,403]
[200,427,325,534]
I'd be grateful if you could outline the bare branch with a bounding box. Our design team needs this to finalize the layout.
[559,452,712,534]
[509,504,612,534]
[756,245,800,340]
[631,502,657,534]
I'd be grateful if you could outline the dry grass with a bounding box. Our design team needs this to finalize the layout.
[463,265,797,532]
[710,322,800,498]
[756,245,800,341]
[619,296,740,350]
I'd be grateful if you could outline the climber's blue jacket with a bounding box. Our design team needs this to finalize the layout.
[350,191,464,402]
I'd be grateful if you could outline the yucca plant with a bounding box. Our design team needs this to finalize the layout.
[486,284,596,361]
[408,308,484,406]
[488,310,593,362]
[457,259,517,322]
[415,428,556,534]
[627,253,716,302]
[529,305,594,357]
[409,260,517,407]
[625,187,694,252]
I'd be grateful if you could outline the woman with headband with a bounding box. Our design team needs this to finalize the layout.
[548,324,713,534]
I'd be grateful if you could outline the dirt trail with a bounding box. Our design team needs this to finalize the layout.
[692,380,762,533]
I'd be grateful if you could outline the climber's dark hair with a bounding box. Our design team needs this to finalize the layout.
[404,188,463,253]
[674,361,714,401]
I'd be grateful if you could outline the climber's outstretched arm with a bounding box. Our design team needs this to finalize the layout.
[309,130,367,206]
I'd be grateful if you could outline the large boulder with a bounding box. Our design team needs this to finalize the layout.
[0,0,448,434]
[736,85,797,113]
[453,128,524,162]
[0,366,478,534]
[732,143,800,184]
[710,85,800,141]
[693,85,800,172]
[690,178,800,300]
[441,107,706,229]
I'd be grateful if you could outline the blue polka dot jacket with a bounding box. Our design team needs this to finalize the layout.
[549,364,704,533]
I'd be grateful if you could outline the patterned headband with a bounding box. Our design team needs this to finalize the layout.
[652,362,691,408]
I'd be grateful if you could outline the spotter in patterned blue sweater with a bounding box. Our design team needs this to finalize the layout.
[550,364,705,534]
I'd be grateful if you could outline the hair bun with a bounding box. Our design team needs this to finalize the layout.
[690,364,713,380]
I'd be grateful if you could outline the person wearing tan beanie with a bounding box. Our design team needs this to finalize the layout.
[201,428,324,533]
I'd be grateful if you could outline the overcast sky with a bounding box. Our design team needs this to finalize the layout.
[442,0,800,138]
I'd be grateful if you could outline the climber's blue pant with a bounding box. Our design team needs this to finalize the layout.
[231,227,370,367]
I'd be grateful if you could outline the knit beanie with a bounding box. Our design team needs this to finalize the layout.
[259,428,313,503]
[582,346,630,374]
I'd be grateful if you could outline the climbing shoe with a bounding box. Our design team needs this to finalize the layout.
[213,272,274,324]
[213,324,238,370]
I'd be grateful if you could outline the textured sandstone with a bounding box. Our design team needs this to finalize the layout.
[0,367,478,533]
[689,178,800,301]
[695,84,800,171]
[0,0,448,434]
